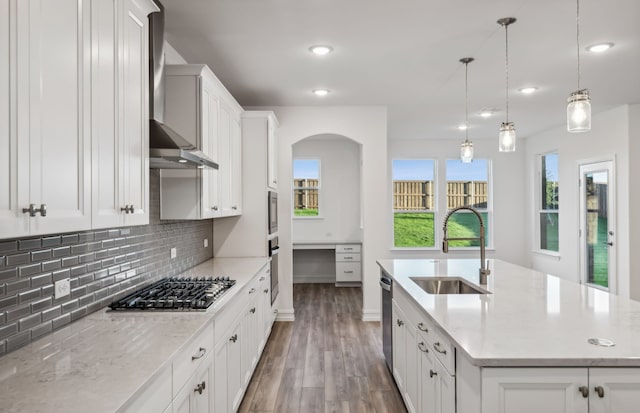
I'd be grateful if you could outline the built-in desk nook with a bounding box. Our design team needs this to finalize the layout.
[292,242,362,286]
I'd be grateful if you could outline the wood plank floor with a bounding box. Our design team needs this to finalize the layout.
[239,284,407,413]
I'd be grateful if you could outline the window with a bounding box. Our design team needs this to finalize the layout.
[392,160,436,247]
[293,159,320,217]
[539,153,559,252]
[445,159,491,247]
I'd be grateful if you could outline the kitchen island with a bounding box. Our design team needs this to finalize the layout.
[377,258,640,413]
[0,257,272,413]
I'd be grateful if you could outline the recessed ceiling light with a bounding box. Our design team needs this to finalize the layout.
[457,124,468,130]
[309,45,333,56]
[178,159,187,163]
[586,42,614,53]
[519,87,538,94]
[312,89,330,97]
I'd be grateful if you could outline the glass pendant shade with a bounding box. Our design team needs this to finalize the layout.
[460,140,473,163]
[498,122,516,152]
[567,89,591,132]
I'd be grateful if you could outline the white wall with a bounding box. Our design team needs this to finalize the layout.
[523,106,631,297]
[387,137,528,266]
[628,104,640,300]
[165,41,188,64]
[263,106,388,321]
[292,135,362,242]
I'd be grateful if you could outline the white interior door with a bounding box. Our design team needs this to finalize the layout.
[579,161,616,292]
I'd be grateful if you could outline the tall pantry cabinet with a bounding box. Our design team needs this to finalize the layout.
[0,0,157,239]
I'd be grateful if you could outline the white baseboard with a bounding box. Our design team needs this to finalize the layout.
[362,309,381,322]
[293,275,335,284]
[275,307,295,322]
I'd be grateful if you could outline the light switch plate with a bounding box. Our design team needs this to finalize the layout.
[54,278,70,299]
[170,247,177,259]
[204,239,209,248]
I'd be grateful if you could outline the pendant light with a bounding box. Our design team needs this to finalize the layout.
[497,17,517,152]
[460,57,474,163]
[567,0,591,132]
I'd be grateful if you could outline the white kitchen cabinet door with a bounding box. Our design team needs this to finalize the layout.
[202,80,220,218]
[17,0,92,236]
[241,299,258,386]
[482,368,588,413]
[227,321,243,413]
[435,360,455,413]
[267,115,278,189]
[404,323,419,413]
[418,340,437,413]
[229,117,242,215]
[589,368,640,413]
[173,357,212,413]
[392,300,407,394]
[120,0,150,226]
[213,339,229,413]
[218,99,233,216]
[0,0,26,239]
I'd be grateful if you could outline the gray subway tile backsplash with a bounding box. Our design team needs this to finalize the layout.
[0,171,214,355]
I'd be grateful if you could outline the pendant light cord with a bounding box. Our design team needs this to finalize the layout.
[465,61,469,141]
[576,0,581,90]
[505,22,510,122]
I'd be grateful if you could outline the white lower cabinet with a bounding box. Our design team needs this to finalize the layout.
[418,332,455,413]
[173,354,213,413]
[482,367,640,413]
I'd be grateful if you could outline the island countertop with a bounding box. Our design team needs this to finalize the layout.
[0,257,269,413]
[377,258,640,367]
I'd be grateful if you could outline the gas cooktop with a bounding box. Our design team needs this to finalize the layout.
[108,277,236,311]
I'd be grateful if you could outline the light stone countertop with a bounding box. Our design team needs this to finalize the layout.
[0,257,269,413]
[377,258,640,367]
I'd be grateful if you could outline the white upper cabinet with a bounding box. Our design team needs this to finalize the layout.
[92,0,154,229]
[267,115,278,189]
[160,64,242,220]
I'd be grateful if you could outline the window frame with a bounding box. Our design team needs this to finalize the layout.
[536,152,560,256]
[443,158,494,251]
[391,159,439,250]
[292,158,322,219]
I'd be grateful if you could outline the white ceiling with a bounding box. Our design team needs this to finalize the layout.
[162,0,640,141]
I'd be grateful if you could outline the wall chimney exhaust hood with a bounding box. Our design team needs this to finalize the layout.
[148,1,218,170]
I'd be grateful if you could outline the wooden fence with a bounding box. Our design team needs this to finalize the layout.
[393,180,488,210]
[294,179,319,210]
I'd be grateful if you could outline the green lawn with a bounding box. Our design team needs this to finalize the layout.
[294,208,319,217]
[590,216,609,288]
[394,212,489,248]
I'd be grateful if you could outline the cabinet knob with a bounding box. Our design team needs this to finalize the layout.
[232,206,237,210]
[264,289,269,294]
[417,322,429,332]
[259,276,265,282]
[396,319,404,327]
[249,288,256,294]
[23,204,46,217]
[430,369,438,378]
[594,386,605,398]
[250,307,256,314]
[194,381,206,395]
[578,385,589,398]
[230,334,238,343]
[212,206,218,211]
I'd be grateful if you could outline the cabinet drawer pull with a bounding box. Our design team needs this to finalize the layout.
[343,247,353,251]
[417,341,429,353]
[417,322,429,332]
[211,206,218,211]
[433,342,447,354]
[232,206,237,210]
[578,385,589,398]
[191,347,206,361]
[430,369,437,378]
[230,334,238,343]
[344,256,353,260]
[264,289,269,294]
[249,288,256,294]
[194,381,206,395]
[259,276,265,282]
[250,307,256,314]
[396,319,404,327]
[594,386,605,398]
[344,270,354,274]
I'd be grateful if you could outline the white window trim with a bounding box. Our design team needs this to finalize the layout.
[536,151,560,254]
[292,158,322,219]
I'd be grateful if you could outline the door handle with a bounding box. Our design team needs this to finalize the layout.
[396,319,404,327]
[606,241,613,246]
[578,385,589,398]
[594,385,605,398]
[194,381,206,395]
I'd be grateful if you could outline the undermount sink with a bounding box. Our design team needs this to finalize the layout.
[410,277,489,295]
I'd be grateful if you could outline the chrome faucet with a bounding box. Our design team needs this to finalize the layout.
[442,206,491,284]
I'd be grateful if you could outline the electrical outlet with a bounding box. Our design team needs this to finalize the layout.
[170,247,177,259]
[55,278,71,299]
[204,238,209,248]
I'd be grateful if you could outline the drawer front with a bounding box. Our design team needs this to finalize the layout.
[336,262,361,282]
[394,286,435,344]
[336,253,361,263]
[173,322,214,397]
[214,276,259,344]
[336,244,361,254]
[431,328,455,375]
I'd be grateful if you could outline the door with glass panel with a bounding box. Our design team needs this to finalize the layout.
[579,161,615,292]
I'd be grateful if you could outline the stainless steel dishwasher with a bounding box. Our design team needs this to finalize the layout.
[380,273,393,372]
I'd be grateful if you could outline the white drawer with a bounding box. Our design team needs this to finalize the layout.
[336,262,361,282]
[394,285,435,344]
[336,244,361,253]
[336,253,360,263]
[173,322,214,397]
[431,328,455,376]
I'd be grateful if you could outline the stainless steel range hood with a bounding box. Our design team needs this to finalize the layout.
[148,2,218,170]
